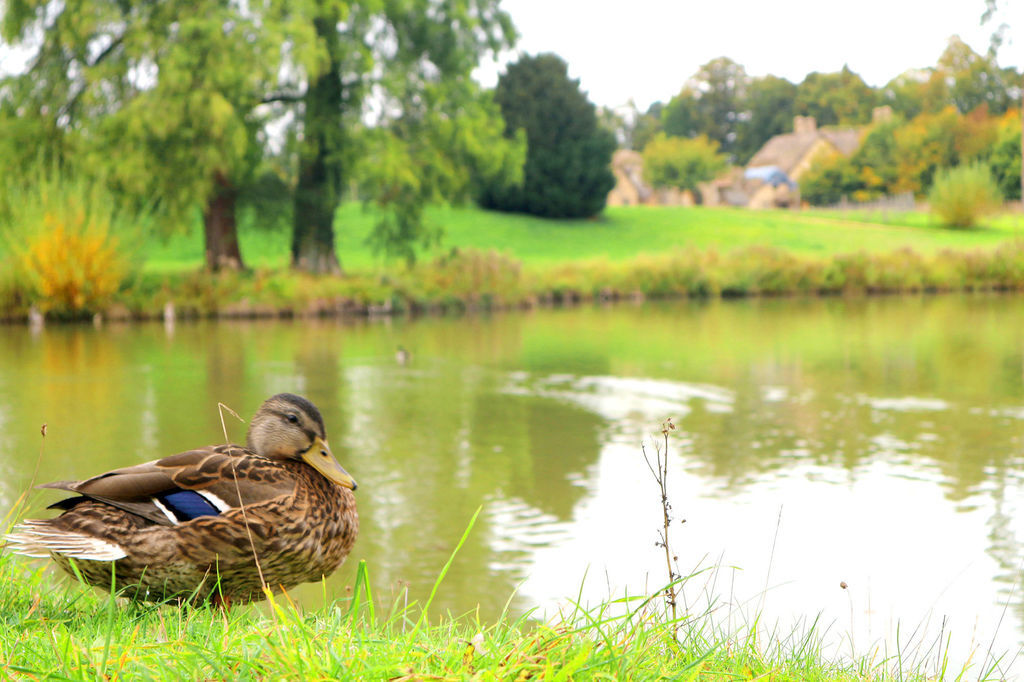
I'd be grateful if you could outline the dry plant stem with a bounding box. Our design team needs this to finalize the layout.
[642,419,678,637]
[1,423,48,547]
[29,423,47,489]
[218,402,244,444]
[218,401,268,602]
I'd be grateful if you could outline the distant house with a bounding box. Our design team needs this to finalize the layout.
[606,149,695,207]
[701,110,889,208]
[609,107,890,210]
[607,150,652,206]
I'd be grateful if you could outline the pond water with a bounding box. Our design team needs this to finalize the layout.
[2,296,1024,675]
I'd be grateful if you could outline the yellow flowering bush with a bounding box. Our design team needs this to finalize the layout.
[3,171,135,315]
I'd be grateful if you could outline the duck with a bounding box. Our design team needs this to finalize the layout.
[4,393,358,606]
[395,345,411,366]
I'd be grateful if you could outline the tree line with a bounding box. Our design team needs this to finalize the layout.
[616,37,1020,164]
[609,36,1021,202]
[2,5,1020,284]
[1,0,623,272]
[800,105,1020,205]
[0,0,531,272]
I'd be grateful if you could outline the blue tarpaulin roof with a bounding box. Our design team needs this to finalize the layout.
[744,165,796,188]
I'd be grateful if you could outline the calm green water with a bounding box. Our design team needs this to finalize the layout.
[2,297,1024,670]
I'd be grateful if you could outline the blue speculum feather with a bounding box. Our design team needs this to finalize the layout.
[159,490,220,521]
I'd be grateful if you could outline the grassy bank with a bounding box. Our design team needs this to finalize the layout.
[4,204,1024,320]
[0,437,1009,680]
[0,542,993,680]
[141,204,1024,273]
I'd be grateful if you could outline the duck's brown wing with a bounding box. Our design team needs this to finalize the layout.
[40,445,297,526]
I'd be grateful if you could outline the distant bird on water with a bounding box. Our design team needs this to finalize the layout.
[4,393,359,606]
[396,346,411,366]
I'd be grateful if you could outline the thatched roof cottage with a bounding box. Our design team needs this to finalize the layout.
[701,109,891,208]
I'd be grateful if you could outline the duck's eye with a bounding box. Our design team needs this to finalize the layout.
[287,414,299,424]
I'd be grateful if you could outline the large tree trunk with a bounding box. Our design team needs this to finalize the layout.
[204,173,243,271]
[292,141,342,274]
[291,16,343,275]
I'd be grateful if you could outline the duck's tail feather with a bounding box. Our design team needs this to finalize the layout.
[4,520,127,560]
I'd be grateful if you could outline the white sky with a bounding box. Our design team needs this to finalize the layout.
[476,0,1024,111]
[2,1,1019,114]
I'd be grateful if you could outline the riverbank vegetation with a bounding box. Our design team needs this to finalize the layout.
[2,199,1023,321]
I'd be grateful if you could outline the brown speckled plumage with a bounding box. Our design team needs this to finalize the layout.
[5,394,359,604]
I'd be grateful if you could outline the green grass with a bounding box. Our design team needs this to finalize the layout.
[139,204,1024,274]
[0,534,994,680]
[423,204,1024,262]
[0,442,1009,680]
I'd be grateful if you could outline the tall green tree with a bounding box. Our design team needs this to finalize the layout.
[985,112,1022,200]
[642,133,727,193]
[288,0,521,272]
[798,154,862,205]
[795,66,878,125]
[935,36,1015,115]
[884,40,1020,120]
[479,53,615,219]
[0,0,302,270]
[662,57,749,158]
[359,79,524,264]
[289,6,352,274]
[983,0,1023,201]
[882,70,946,120]
[734,75,797,164]
[631,102,664,152]
[2,0,518,273]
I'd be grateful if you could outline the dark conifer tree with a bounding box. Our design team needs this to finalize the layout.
[480,54,615,219]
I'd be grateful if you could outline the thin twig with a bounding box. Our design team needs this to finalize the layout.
[641,418,679,638]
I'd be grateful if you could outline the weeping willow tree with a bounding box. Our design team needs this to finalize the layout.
[1,0,312,270]
[2,0,522,272]
[288,0,524,272]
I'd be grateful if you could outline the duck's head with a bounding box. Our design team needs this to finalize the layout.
[246,393,357,491]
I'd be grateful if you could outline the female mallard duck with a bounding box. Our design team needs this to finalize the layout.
[4,393,358,605]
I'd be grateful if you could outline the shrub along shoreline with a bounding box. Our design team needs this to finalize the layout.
[5,240,1024,323]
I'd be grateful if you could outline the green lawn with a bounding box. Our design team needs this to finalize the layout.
[140,204,1024,273]
[0,535,988,680]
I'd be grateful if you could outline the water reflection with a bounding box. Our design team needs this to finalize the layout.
[1,296,1024,673]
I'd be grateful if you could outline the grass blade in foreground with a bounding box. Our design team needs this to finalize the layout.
[0,512,1008,680]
